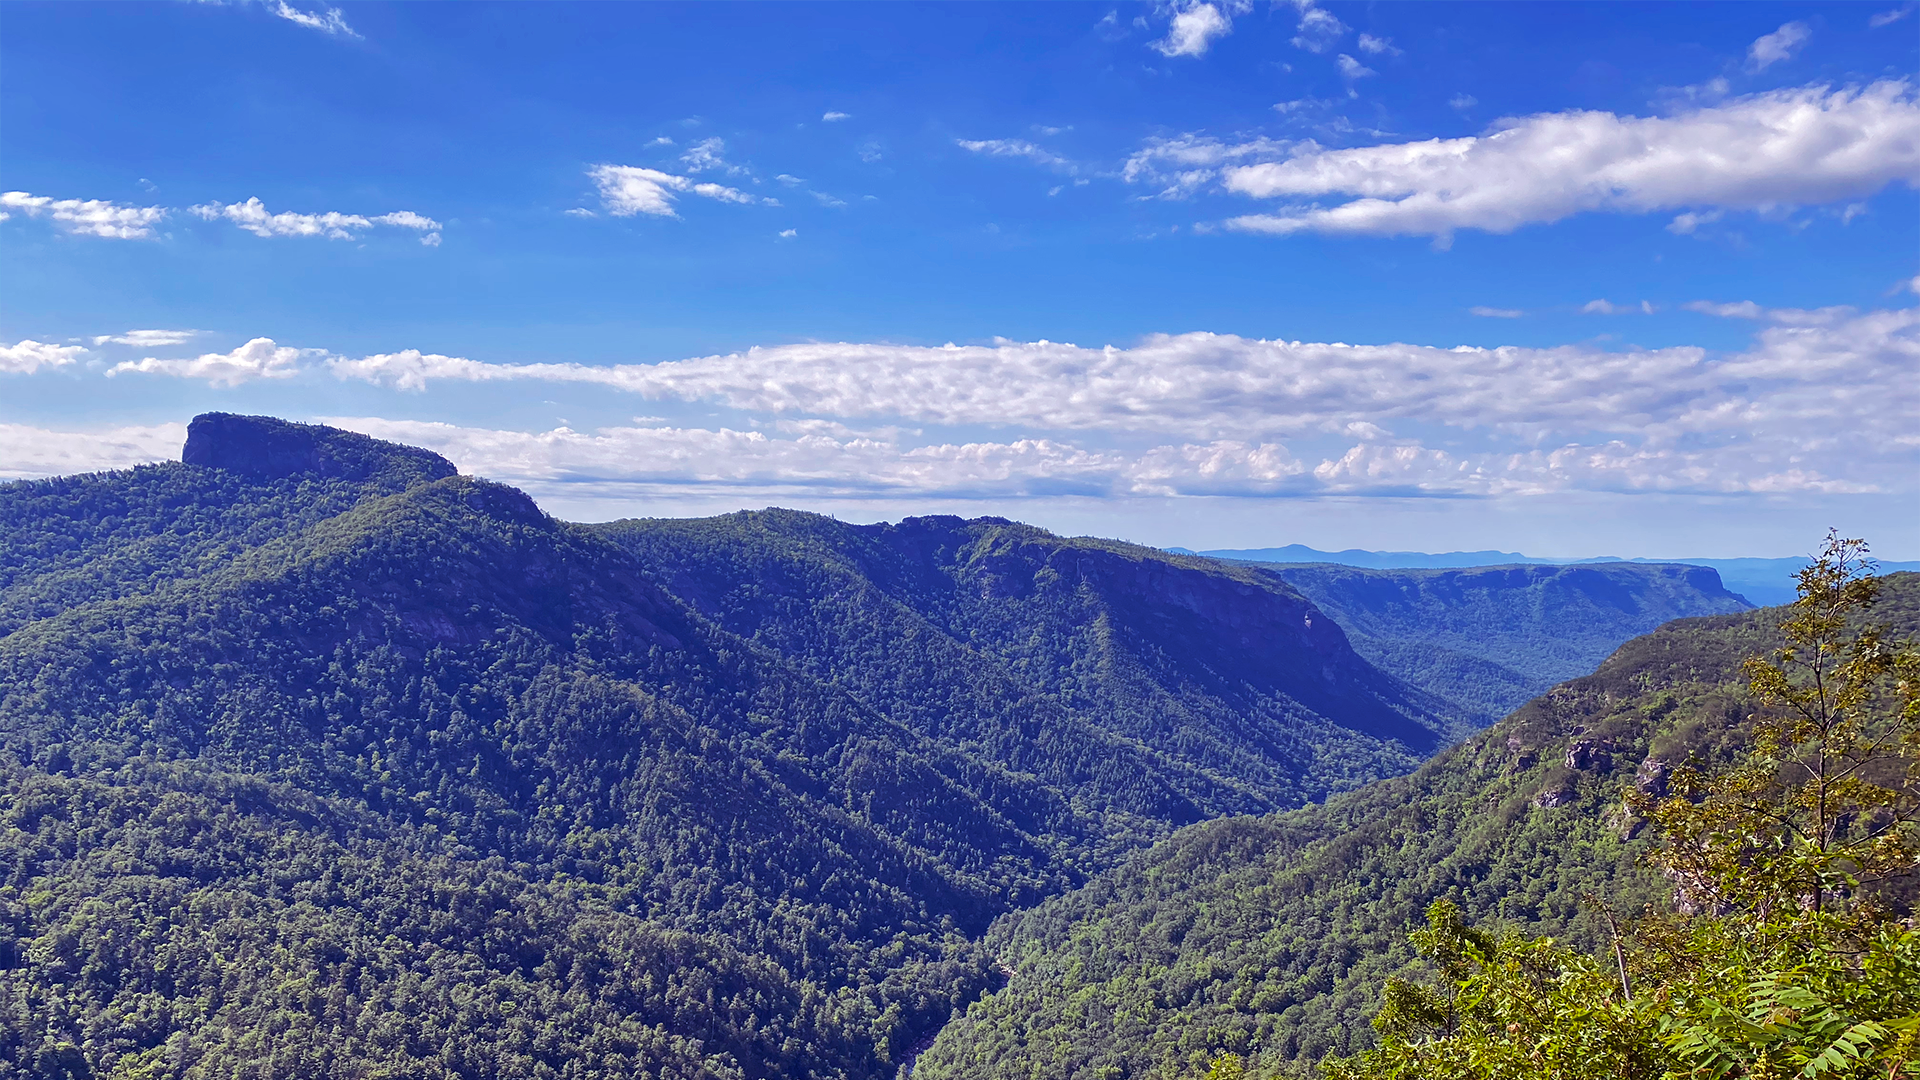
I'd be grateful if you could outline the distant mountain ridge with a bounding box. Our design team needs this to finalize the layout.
[1262,562,1751,725]
[1182,544,1920,606]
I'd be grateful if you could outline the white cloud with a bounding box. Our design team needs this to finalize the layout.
[321,307,1919,495]
[1666,209,1724,234]
[108,337,315,387]
[1356,33,1401,56]
[591,166,685,217]
[588,165,774,217]
[1449,93,1477,112]
[91,330,202,347]
[1218,80,1920,241]
[1,190,168,239]
[1872,6,1913,27]
[1335,54,1376,81]
[1122,134,1298,199]
[778,228,797,239]
[692,182,758,204]
[823,111,852,122]
[956,138,1077,172]
[1469,306,1523,318]
[202,0,358,36]
[266,0,357,37]
[190,197,443,242]
[0,422,186,481]
[1290,1,1347,53]
[1685,300,1767,319]
[0,340,87,375]
[322,418,1148,498]
[1748,21,1811,70]
[564,208,597,218]
[1152,1,1241,58]
[680,137,745,176]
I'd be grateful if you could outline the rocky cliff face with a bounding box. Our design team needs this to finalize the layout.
[182,412,457,487]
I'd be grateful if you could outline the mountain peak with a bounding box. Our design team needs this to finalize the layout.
[181,413,457,487]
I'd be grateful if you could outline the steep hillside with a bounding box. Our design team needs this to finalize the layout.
[0,414,1446,1080]
[912,573,1920,1079]
[597,511,1456,830]
[1263,562,1751,724]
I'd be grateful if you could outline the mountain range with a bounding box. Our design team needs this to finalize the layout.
[1185,545,1920,608]
[0,414,1831,1080]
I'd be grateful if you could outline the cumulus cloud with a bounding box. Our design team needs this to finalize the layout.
[1217,81,1920,241]
[1,190,168,239]
[1,340,87,375]
[190,197,443,243]
[92,330,202,347]
[108,338,315,388]
[0,422,186,481]
[1748,21,1811,70]
[589,165,772,217]
[822,111,851,122]
[1289,0,1347,53]
[1152,1,1243,58]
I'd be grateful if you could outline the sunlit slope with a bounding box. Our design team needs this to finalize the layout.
[0,414,1446,1080]
[912,573,1920,1078]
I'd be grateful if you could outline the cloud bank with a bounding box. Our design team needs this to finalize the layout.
[1189,81,1920,240]
[83,302,1911,500]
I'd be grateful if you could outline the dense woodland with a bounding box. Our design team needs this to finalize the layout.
[916,568,1920,1078]
[1265,562,1749,723]
[0,415,1826,1079]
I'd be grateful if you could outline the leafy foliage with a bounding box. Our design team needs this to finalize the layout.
[1322,535,1920,1080]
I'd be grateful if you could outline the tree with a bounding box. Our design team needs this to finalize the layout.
[1320,534,1920,1080]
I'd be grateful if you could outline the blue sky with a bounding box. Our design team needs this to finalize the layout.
[3,1,1916,558]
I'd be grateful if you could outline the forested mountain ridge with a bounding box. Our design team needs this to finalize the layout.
[596,510,1456,832]
[912,572,1920,1079]
[0,414,1448,1080]
[1262,562,1751,725]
